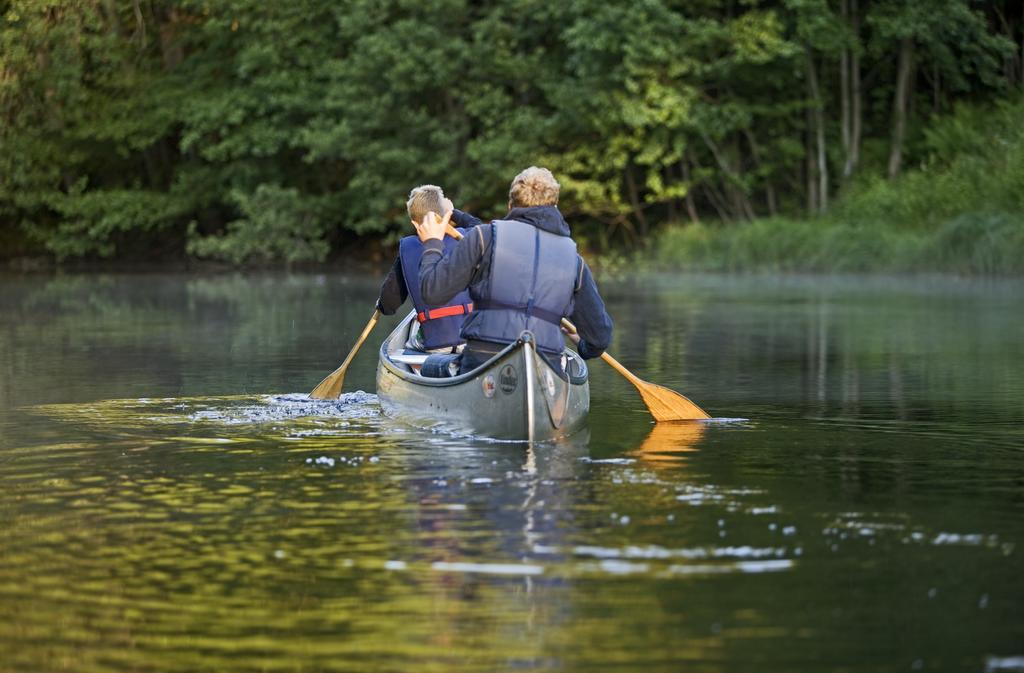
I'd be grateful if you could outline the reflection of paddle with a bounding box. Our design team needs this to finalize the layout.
[309,310,380,399]
[634,421,706,465]
[561,319,710,421]
[446,223,710,420]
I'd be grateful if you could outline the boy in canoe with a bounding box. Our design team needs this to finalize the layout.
[414,167,613,374]
[375,185,474,357]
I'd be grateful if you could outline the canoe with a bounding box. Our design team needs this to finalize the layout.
[376,311,590,441]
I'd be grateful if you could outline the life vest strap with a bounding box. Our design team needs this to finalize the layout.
[474,299,563,325]
[416,302,474,324]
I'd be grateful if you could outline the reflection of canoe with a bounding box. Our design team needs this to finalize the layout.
[376,312,590,441]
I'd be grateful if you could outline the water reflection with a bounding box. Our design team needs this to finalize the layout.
[1,272,1022,671]
[632,421,706,466]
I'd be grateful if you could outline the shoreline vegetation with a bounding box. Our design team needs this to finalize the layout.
[641,211,1024,276]
[637,98,1024,276]
[1,2,1022,276]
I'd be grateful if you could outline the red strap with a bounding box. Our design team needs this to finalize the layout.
[417,302,474,323]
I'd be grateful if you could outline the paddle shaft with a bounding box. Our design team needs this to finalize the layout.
[309,309,380,399]
[596,350,646,387]
[560,318,639,381]
[335,309,380,376]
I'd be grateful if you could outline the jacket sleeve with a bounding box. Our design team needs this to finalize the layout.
[419,226,487,306]
[450,208,485,230]
[568,259,613,360]
[375,256,406,315]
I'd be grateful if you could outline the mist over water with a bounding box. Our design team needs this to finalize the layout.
[0,272,1021,672]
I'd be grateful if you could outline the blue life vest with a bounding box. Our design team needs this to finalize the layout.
[398,231,473,350]
[461,219,578,355]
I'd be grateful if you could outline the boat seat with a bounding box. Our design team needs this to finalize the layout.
[389,353,429,366]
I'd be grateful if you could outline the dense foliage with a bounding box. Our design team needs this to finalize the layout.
[0,0,1021,268]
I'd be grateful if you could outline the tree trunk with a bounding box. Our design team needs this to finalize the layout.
[131,0,146,48]
[851,45,862,171]
[840,0,851,163]
[995,5,1021,87]
[142,147,161,189]
[843,0,863,180]
[690,149,734,222]
[665,164,677,223]
[700,132,754,220]
[806,54,828,213]
[157,7,185,69]
[703,183,732,223]
[613,215,639,246]
[624,164,648,236]
[765,180,778,217]
[1020,1,1023,89]
[1006,3,1024,88]
[681,157,701,225]
[806,107,818,215]
[888,38,915,179]
[743,128,776,216]
[101,0,122,35]
[731,135,756,220]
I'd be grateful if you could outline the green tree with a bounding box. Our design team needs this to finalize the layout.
[0,0,1019,266]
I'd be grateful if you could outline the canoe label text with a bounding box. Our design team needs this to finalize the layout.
[499,365,518,394]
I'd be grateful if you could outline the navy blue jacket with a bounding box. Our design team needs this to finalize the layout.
[376,220,482,314]
[418,206,613,360]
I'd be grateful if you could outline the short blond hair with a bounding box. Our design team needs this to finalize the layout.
[508,166,560,208]
[406,185,446,223]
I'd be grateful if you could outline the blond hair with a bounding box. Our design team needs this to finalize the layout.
[508,166,560,208]
[406,185,447,223]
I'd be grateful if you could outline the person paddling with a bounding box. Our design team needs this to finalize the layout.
[415,167,613,374]
[375,185,475,355]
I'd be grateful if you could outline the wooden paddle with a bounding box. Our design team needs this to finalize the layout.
[309,309,381,399]
[560,318,710,421]
[309,220,459,400]
[445,222,709,420]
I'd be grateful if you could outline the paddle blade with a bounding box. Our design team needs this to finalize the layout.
[595,348,711,421]
[634,380,711,421]
[309,365,346,400]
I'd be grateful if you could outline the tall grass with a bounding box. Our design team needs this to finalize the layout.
[648,98,1024,275]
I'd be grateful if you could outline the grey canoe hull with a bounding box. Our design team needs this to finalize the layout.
[376,312,589,441]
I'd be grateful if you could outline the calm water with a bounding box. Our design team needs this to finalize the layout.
[0,272,1021,672]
